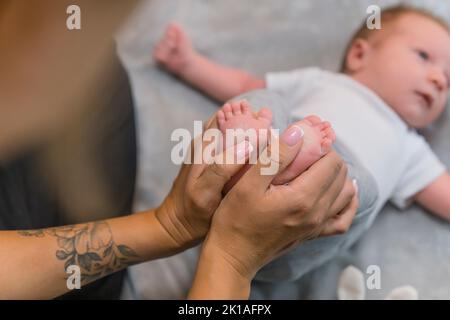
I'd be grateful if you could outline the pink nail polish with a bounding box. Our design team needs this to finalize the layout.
[352,179,359,194]
[281,125,304,146]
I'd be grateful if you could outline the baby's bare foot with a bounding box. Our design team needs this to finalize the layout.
[217,100,272,150]
[216,102,335,193]
[272,115,336,185]
[217,100,272,194]
[153,22,194,75]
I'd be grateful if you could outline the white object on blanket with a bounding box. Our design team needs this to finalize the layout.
[385,286,419,300]
[338,265,419,300]
[337,265,365,300]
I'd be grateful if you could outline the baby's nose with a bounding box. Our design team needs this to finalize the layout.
[428,67,447,92]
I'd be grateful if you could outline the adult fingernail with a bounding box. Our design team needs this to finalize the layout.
[235,140,253,161]
[352,179,359,194]
[281,125,304,146]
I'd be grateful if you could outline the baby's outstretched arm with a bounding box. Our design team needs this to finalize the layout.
[414,172,450,220]
[154,23,265,102]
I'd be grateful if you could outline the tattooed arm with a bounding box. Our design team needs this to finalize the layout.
[0,209,183,299]
[0,124,358,300]
[0,111,254,299]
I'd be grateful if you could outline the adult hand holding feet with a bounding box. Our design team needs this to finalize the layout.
[0,88,356,300]
[217,101,336,192]
[156,106,256,250]
[155,23,358,298]
[189,102,359,299]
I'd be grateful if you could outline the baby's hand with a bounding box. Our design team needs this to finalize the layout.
[153,22,195,75]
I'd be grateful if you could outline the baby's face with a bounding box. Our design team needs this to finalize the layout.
[353,13,450,128]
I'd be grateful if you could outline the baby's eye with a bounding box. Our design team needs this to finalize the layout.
[416,50,430,61]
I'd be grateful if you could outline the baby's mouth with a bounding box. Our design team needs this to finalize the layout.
[415,91,433,109]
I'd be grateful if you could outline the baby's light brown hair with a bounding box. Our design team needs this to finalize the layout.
[341,5,450,73]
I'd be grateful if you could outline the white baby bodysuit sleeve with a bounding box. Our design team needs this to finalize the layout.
[390,134,446,209]
[265,67,323,98]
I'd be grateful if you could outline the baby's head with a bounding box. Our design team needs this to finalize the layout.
[342,6,450,128]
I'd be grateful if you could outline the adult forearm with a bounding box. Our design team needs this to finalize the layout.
[188,239,251,300]
[0,209,181,299]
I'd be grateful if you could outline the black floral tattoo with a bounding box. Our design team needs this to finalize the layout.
[18,230,46,237]
[18,222,140,285]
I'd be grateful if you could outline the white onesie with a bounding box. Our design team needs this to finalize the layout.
[266,67,446,216]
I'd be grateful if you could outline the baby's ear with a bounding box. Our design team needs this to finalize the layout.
[345,39,371,74]
[337,265,366,300]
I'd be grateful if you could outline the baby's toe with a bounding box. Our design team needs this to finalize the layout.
[304,115,322,126]
[257,107,273,123]
[217,110,226,124]
[231,101,242,115]
[321,138,333,154]
[324,127,336,141]
[223,103,233,120]
[322,121,331,129]
[241,100,251,114]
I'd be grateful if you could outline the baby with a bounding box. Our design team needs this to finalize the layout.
[154,6,450,221]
